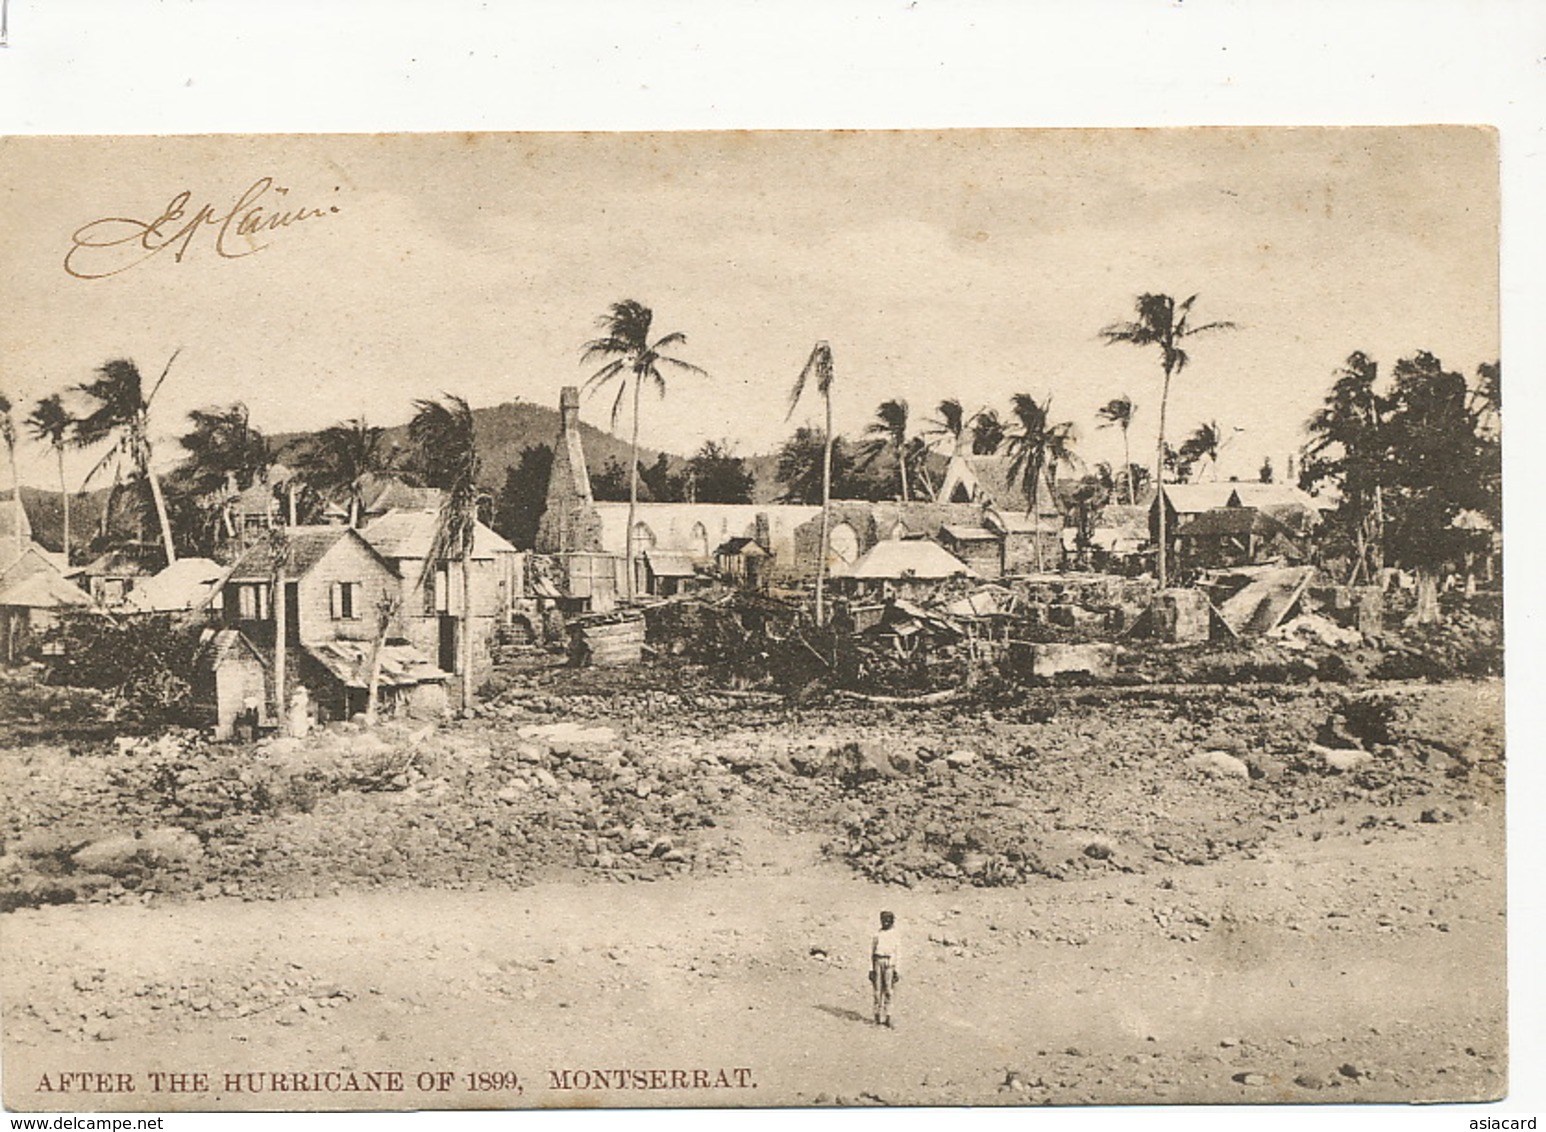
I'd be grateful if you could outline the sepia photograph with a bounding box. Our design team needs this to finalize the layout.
[2,2,1540,1126]
[0,124,1509,1113]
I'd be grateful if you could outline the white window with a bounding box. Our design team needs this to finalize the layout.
[330,581,361,620]
[237,583,270,621]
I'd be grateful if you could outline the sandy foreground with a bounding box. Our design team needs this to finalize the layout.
[2,802,1504,1111]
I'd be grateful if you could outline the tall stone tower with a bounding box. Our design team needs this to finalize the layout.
[535,386,605,553]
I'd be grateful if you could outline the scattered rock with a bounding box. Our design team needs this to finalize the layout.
[1187,751,1250,780]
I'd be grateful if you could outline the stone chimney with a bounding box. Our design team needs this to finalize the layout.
[535,386,605,553]
[753,512,772,554]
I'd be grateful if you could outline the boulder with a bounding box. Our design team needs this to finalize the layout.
[1311,744,1374,773]
[1186,750,1250,779]
[1029,643,1116,680]
[945,749,978,769]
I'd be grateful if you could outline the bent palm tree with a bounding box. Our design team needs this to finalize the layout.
[299,418,389,527]
[969,407,1006,456]
[1101,293,1234,588]
[581,300,706,601]
[410,394,481,713]
[1095,394,1138,505]
[858,399,912,502]
[788,341,836,626]
[25,394,74,564]
[1005,393,1079,571]
[72,352,181,566]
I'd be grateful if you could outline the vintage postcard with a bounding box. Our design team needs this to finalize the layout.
[0,127,1505,1112]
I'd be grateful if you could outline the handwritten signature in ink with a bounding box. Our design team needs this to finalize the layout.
[65,178,342,279]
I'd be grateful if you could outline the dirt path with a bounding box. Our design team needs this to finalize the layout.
[2,805,1505,1111]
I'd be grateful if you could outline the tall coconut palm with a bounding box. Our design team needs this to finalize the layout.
[1095,394,1139,505]
[788,341,836,626]
[969,407,1006,455]
[409,394,481,713]
[859,398,912,502]
[299,418,389,527]
[71,352,181,566]
[1100,293,1234,588]
[0,392,22,557]
[25,394,74,565]
[925,398,969,456]
[1005,393,1079,571]
[581,299,706,601]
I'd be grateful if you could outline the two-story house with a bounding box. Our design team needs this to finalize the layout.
[207,526,447,732]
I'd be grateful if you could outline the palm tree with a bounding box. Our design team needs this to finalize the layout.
[299,418,389,527]
[969,407,1006,455]
[859,398,912,501]
[176,402,271,546]
[1095,394,1139,505]
[409,394,481,713]
[1005,393,1079,571]
[24,394,74,565]
[1100,293,1235,588]
[71,352,182,566]
[0,392,22,557]
[788,341,836,626]
[581,299,706,601]
[925,398,969,456]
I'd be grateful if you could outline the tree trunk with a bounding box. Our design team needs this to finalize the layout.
[364,599,393,724]
[7,443,24,557]
[1122,426,1134,506]
[1155,370,1172,589]
[141,428,178,566]
[1412,566,1441,625]
[624,374,641,601]
[460,551,475,713]
[898,440,910,502]
[272,566,287,732]
[57,448,70,566]
[815,391,832,627]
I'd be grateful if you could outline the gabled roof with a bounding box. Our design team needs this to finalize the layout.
[839,539,978,580]
[714,536,766,557]
[0,545,93,609]
[0,495,33,543]
[78,548,157,578]
[643,549,697,577]
[1226,482,1323,513]
[940,524,997,542]
[1158,483,1240,515]
[127,558,227,613]
[359,474,445,516]
[225,525,391,582]
[358,508,517,561]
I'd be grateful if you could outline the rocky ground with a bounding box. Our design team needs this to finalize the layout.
[0,670,1509,1110]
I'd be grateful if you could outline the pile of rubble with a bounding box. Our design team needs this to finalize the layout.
[0,673,1502,910]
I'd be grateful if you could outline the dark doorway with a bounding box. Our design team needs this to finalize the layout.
[438,615,458,673]
[285,582,300,642]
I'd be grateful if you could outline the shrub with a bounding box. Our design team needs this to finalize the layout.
[40,611,204,728]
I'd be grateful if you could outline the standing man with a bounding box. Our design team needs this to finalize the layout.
[870,910,900,1029]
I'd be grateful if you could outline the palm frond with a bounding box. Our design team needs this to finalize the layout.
[657,355,708,379]
[609,382,627,431]
[582,358,627,395]
[787,341,834,421]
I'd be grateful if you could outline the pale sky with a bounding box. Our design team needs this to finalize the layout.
[0,128,1498,489]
